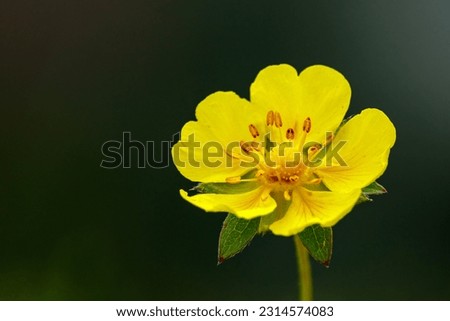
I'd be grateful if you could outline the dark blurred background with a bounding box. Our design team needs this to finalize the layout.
[1,0,449,300]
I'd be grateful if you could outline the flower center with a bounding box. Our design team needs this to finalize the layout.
[227,110,323,201]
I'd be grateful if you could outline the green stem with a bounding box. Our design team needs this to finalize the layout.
[293,234,313,301]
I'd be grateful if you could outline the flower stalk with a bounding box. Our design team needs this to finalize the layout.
[293,235,313,301]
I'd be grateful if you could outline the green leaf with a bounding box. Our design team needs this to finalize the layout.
[218,214,260,264]
[357,193,372,204]
[362,181,387,195]
[299,225,333,267]
[193,181,259,194]
[358,181,387,203]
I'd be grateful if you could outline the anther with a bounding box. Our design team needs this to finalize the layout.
[248,124,259,138]
[286,128,295,140]
[308,144,321,155]
[240,141,261,153]
[303,117,311,133]
[283,190,292,201]
[266,110,274,126]
[226,176,241,184]
[289,175,299,182]
[255,169,265,177]
[274,112,283,128]
[307,178,322,185]
[240,141,252,153]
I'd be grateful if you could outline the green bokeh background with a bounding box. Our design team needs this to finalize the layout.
[2,0,449,300]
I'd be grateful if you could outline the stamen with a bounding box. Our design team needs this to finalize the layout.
[308,132,334,164]
[274,112,283,128]
[226,176,259,184]
[283,190,291,201]
[307,132,334,164]
[303,117,311,133]
[297,117,311,153]
[248,124,259,138]
[289,175,299,182]
[286,128,295,140]
[266,110,274,126]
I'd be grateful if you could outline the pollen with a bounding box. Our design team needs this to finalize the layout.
[248,124,259,138]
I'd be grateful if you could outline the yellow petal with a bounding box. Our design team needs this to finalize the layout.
[180,187,276,219]
[269,188,360,236]
[195,91,261,145]
[250,64,351,145]
[172,92,261,183]
[297,65,352,144]
[172,121,252,183]
[315,108,396,192]
[250,64,302,129]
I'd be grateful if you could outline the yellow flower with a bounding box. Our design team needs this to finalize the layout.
[172,64,396,236]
